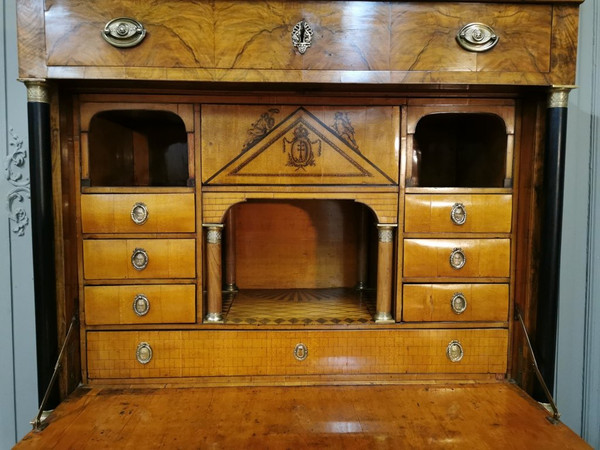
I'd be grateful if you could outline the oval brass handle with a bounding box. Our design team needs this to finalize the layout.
[449,248,466,270]
[132,294,150,316]
[131,248,149,271]
[451,292,467,315]
[450,203,467,225]
[136,342,153,364]
[131,202,149,225]
[446,340,464,362]
[456,23,498,52]
[293,343,308,361]
[103,17,146,48]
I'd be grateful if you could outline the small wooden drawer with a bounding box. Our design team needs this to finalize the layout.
[403,239,510,279]
[404,194,512,233]
[86,329,508,379]
[85,284,196,325]
[403,284,509,322]
[83,239,196,280]
[81,193,195,234]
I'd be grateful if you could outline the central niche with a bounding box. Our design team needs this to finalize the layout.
[221,199,379,324]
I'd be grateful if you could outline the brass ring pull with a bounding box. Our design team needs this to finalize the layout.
[293,343,308,361]
[446,340,464,362]
[450,203,467,225]
[456,23,498,52]
[132,294,150,316]
[449,248,466,270]
[136,342,153,364]
[131,248,149,271]
[451,292,467,315]
[103,18,146,48]
[131,202,149,225]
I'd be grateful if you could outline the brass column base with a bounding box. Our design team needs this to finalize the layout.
[374,312,395,324]
[223,283,239,293]
[204,312,224,324]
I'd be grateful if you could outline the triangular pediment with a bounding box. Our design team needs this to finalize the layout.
[205,108,395,185]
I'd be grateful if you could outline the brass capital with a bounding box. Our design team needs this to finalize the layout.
[548,85,576,109]
[23,79,50,104]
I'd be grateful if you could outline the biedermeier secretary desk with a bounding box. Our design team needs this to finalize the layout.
[14,0,590,446]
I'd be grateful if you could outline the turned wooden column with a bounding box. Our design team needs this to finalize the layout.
[356,206,369,290]
[204,224,224,323]
[25,80,59,405]
[375,224,396,323]
[535,86,574,395]
[224,209,238,292]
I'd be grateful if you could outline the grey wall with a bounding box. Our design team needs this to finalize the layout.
[1,0,39,446]
[0,0,598,446]
[556,0,600,447]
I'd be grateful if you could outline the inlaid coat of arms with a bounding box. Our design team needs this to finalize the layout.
[283,125,322,171]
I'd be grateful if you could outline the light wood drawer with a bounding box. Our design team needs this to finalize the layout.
[83,239,196,280]
[81,193,195,234]
[404,194,512,233]
[86,329,508,379]
[403,239,510,279]
[403,284,509,322]
[85,285,196,325]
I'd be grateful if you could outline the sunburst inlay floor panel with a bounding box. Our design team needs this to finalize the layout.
[223,288,376,325]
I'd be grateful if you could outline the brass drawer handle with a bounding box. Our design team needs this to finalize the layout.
[294,343,308,361]
[131,248,149,271]
[446,340,464,362]
[132,294,150,316]
[450,203,467,225]
[451,292,467,315]
[131,202,149,225]
[449,248,466,270]
[136,342,153,364]
[103,18,146,48]
[456,23,498,52]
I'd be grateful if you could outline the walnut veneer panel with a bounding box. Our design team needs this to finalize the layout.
[86,329,508,379]
[81,194,195,234]
[202,105,399,186]
[83,239,196,280]
[404,194,512,233]
[403,239,511,279]
[403,284,509,322]
[84,285,196,325]
[40,1,573,85]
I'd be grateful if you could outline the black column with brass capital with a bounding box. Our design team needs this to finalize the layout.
[535,86,574,397]
[25,80,59,406]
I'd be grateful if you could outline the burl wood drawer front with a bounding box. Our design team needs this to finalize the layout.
[403,239,510,279]
[202,105,399,186]
[83,239,196,280]
[45,1,551,78]
[86,329,508,379]
[85,285,196,325]
[81,194,195,234]
[403,284,509,322]
[404,195,512,233]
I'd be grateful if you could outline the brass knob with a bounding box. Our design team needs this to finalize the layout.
[131,248,149,271]
[451,292,467,315]
[131,202,149,225]
[446,340,464,362]
[456,23,498,52]
[293,343,308,361]
[103,18,146,48]
[132,294,150,316]
[450,203,467,225]
[449,248,466,270]
[136,342,153,364]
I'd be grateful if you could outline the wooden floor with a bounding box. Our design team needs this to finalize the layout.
[16,383,589,449]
